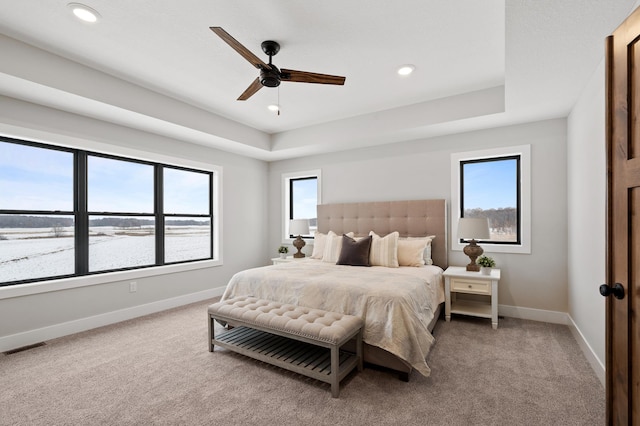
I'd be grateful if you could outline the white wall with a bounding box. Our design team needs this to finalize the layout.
[565,1,640,382]
[0,97,269,350]
[268,118,568,313]
[567,61,607,370]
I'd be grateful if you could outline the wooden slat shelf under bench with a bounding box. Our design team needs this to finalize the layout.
[207,296,364,398]
[213,326,360,386]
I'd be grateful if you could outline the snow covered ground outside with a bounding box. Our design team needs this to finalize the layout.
[0,226,210,282]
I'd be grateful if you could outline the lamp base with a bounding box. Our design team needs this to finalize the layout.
[466,263,480,272]
[293,235,306,258]
[463,239,483,272]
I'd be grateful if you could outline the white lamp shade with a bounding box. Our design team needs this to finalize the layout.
[458,217,490,240]
[289,219,310,236]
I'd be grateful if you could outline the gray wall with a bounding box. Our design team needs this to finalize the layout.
[0,97,269,345]
[0,97,573,349]
[268,118,568,312]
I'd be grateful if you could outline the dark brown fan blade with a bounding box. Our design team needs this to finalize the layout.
[210,27,271,70]
[280,69,345,85]
[237,78,263,101]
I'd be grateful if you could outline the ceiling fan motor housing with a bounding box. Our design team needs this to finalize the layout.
[260,66,281,87]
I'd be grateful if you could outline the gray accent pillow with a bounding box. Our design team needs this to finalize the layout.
[337,234,372,267]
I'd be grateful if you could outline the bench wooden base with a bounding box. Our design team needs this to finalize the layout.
[208,299,363,398]
[213,326,361,394]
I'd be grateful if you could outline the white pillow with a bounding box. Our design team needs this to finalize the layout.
[369,231,399,268]
[401,235,435,265]
[397,238,428,267]
[322,231,354,263]
[310,231,327,259]
[424,238,434,265]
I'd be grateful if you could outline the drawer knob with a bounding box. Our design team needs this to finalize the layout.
[468,284,472,288]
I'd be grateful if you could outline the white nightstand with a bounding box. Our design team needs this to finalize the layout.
[271,256,306,265]
[443,266,500,329]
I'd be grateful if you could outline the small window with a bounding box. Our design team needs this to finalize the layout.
[0,142,76,282]
[461,156,520,244]
[87,155,156,272]
[163,167,212,264]
[451,145,531,254]
[282,170,321,240]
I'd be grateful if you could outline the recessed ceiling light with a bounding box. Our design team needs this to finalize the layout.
[68,3,100,23]
[397,65,415,76]
[267,104,280,112]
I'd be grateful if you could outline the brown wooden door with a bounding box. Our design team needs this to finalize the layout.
[606,7,640,425]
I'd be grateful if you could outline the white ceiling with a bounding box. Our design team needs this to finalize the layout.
[0,0,636,160]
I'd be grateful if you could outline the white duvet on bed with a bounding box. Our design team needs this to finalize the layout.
[221,259,444,377]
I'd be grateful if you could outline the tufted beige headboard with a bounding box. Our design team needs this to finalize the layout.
[317,199,448,268]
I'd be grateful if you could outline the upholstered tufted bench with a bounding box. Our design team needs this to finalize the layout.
[208,296,363,397]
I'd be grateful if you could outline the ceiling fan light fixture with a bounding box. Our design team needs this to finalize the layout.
[397,64,415,76]
[68,3,100,23]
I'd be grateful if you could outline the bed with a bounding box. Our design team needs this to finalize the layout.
[221,199,447,379]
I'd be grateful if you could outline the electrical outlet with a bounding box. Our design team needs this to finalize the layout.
[129,281,137,293]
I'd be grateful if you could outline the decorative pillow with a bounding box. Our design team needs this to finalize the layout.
[368,231,399,268]
[310,231,327,259]
[337,235,372,267]
[397,238,428,267]
[398,235,436,266]
[322,231,354,263]
[424,237,434,265]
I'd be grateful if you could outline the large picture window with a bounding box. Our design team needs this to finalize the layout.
[0,136,218,287]
[451,145,531,254]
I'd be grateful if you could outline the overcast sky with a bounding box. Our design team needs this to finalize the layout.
[292,177,318,219]
[2,140,514,220]
[1,141,209,214]
[463,158,517,211]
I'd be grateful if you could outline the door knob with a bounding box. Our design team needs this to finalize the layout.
[599,283,625,299]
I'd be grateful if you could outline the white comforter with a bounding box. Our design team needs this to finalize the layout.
[221,259,444,377]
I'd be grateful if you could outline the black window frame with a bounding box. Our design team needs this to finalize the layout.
[0,136,215,287]
[288,176,317,239]
[459,155,522,246]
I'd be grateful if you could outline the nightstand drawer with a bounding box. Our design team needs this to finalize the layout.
[450,278,491,295]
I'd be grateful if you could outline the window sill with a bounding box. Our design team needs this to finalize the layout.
[452,243,531,254]
[0,259,222,300]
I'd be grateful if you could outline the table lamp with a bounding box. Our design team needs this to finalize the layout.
[289,219,310,258]
[458,217,490,271]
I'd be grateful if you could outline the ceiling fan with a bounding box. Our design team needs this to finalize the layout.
[210,27,346,101]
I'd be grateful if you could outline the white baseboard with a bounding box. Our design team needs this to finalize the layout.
[498,304,570,325]
[498,304,605,387]
[0,286,225,353]
[567,315,606,387]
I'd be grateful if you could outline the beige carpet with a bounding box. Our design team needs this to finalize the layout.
[0,299,604,425]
